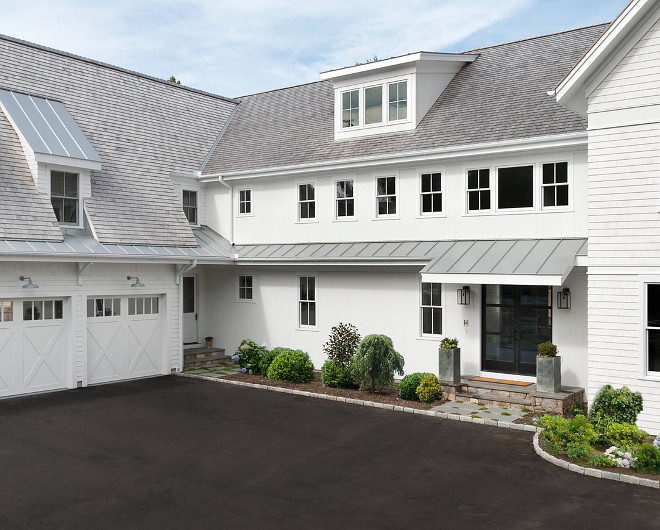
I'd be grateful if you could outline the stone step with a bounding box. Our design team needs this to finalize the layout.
[463,384,533,401]
[456,392,532,411]
[183,349,229,368]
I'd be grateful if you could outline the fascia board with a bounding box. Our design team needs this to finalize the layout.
[420,272,563,286]
[34,152,102,170]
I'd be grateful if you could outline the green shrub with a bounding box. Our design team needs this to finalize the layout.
[235,339,266,374]
[589,452,614,468]
[569,401,587,417]
[323,323,361,367]
[635,444,660,473]
[566,441,592,461]
[440,337,458,350]
[398,373,432,401]
[266,349,315,383]
[321,360,356,388]
[604,422,648,447]
[538,414,598,450]
[416,374,443,404]
[351,334,404,392]
[589,385,643,433]
[537,341,558,357]
[259,348,287,375]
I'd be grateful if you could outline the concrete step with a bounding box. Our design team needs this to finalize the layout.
[456,392,532,411]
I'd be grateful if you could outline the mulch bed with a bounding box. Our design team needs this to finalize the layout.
[222,370,446,410]
[537,434,660,481]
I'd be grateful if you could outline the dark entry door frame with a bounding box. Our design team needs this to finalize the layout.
[481,285,552,375]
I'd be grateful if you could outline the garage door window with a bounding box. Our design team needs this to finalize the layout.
[128,297,159,316]
[0,301,12,322]
[87,298,120,318]
[23,300,63,321]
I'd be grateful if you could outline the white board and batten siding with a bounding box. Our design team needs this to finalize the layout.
[0,261,180,397]
[586,13,660,434]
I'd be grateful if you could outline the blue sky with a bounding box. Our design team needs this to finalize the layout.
[0,0,627,98]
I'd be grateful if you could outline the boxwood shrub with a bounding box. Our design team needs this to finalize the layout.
[635,444,660,473]
[321,360,356,388]
[259,347,288,375]
[604,422,648,447]
[416,374,443,404]
[397,372,432,401]
[266,349,315,383]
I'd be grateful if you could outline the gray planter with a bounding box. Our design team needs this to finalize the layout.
[536,356,561,393]
[438,347,461,382]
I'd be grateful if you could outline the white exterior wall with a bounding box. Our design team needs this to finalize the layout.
[219,149,588,245]
[586,13,660,434]
[0,260,181,389]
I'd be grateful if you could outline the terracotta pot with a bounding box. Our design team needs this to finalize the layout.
[205,340,213,348]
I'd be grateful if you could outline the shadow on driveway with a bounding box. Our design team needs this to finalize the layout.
[0,376,658,529]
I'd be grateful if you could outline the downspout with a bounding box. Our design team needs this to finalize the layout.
[176,259,197,372]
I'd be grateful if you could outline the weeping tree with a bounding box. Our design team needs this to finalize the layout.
[351,334,404,393]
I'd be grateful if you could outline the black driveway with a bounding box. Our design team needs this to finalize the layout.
[0,376,658,529]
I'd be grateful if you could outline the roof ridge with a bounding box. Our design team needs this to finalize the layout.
[0,33,239,104]
[237,79,329,100]
[461,22,611,53]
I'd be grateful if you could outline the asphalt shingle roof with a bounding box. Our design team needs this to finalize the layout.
[203,24,608,176]
[0,35,237,246]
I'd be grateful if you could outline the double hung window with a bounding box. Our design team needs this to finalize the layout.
[238,189,252,215]
[298,184,315,220]
[420,172,442,214]
[342,90,359,128]
[336,180,354,218]
[239,275,253,301]
[299,276,316,327]
[388,81,407,121]
[421,283,442,335]
[51,170,79,224]
[467,169,491,211]
[647,284,660,373]
[376,176,396,216]
[542,162,569,207]
[183,189,197,224]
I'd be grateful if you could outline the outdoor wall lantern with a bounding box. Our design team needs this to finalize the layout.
[457,286,471,305]
[19,276,39,289]
[557,288,571,309]
[127,276,145,288]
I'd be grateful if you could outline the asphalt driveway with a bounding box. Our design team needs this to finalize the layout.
[0,376,658,529]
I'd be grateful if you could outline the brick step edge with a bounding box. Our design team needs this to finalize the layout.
[533,432,659,489]
[174,372,541,434]
[456,392,531,407]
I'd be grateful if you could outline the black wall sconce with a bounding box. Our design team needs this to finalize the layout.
[457,286,471,305]
[557,288,571,309]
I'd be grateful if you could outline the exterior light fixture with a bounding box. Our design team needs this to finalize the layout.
[127,276,145,288]
[457,286,471,305]
[19,276,39,289]
[557,288,571,309]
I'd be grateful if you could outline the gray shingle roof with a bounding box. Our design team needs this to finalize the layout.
[0,111,63,241]
[203,24,608,176]
[0,35,237,246]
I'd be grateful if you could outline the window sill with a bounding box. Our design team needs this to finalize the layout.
[235,299,256,304]
[332,217,358,223]
[295,327,319,332]
[417,335,442,342]
[638,375,660,382]
[373,215,400,221]
[416,213,446,219]
[295,219,319,225]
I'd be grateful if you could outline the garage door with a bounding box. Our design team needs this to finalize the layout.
[86,296,163,385]
[0,299,68,397]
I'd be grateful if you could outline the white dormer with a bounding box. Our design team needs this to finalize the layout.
[320,51,478,141]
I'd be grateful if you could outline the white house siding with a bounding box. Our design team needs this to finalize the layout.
[217,149,588,246]
[0,261,181,394]
[586,13,660,434]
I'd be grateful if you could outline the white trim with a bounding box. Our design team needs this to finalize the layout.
[236,272,256,303]
[417,168,446,218]
[296,180,317,223]
[296,273,318,330]
[333,177,357,221]
[236,187,253,217]
[49,168,83,228]
[419,278,443,338]
[373,172,399,220]
[182,188,200,227]
[421,272,566,287]
[34,152,102,171]
[639,277,660,378]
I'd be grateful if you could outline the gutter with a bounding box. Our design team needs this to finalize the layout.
[176,259,197,285]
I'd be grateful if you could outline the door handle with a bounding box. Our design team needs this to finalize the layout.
[195,313,198,321]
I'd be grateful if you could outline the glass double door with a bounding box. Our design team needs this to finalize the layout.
[482,285,552,375]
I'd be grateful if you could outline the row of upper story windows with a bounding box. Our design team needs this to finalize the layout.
[229,161,570,223]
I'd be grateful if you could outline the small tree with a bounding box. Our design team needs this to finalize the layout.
[167,75,181,84]
[351,334,404,392]
[323,322,361,367]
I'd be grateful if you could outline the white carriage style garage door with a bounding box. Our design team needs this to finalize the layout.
[86,296,163,385]
[0,299,68,397]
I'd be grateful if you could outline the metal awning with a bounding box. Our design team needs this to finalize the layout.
[0,88,102,170]
[420,238,586,286]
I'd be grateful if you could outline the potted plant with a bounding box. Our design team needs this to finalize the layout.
[536,341,561,393]
[438,337,460,382]
[205,336,214,348]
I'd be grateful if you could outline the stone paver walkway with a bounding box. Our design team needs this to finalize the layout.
[431,400,529,423]
[184,361,241,378]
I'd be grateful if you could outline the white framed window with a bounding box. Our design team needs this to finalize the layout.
[341,89,359,128]
[420,172,442,215]
[497,165,534,210]
[388,80,407,121]
[299,276,317,327]
[87,298,120,318]
[646,283,660,375]
[542,162,569,208]
[128,297,159,316]
[298,183,316,220]
[50,170,80,225]
[238,188,252,216]
[182,189,198,224]
[0,301,13,322]
[364,85,383,125]
[23,300,64,321]
[376,176,397,217]
[238,275,253,301]
[421,282,442,336]
[335,179,355,219]
[467,168,491,212]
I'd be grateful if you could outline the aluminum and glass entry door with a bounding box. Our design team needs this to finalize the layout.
[482,285,552,375]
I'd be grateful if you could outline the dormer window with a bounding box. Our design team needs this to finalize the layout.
[51,170,79,225]
[341,90,359,128]
[365,86,382,125]
[388,81,407,121]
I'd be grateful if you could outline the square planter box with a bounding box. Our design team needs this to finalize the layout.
[536,356,561,393]
[439,347,461,382]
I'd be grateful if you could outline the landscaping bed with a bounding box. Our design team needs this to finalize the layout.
[223,370,447,410]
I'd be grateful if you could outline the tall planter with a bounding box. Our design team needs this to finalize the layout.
[438,347,461,382]
[536,356,561,393]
